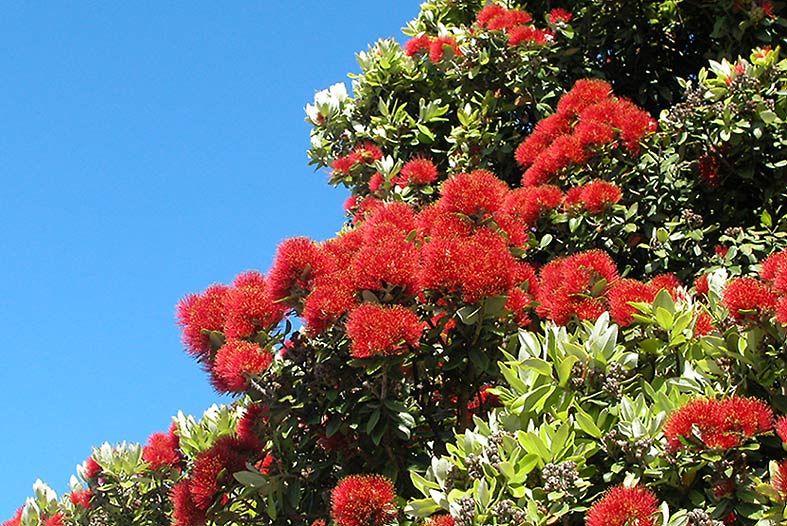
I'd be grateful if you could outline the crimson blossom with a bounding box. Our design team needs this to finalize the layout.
[330,474,398,526]
[2,508,22,526]
[662,397,774,451]
[585,484,659,526]
[345,304,422,359]
[424,514,455,525]
[142,424,182,470]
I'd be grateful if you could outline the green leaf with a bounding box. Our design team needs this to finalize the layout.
[557,356,580,387]
[760,109,778,124]
[654,307,674,330]
[366,410,381,434]
[404,499,442,518]
[234,470,268,489]
[522,358,553,377]
[762,209,773,228]
[575,408,603,438]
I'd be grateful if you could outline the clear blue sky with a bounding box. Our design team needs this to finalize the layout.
[0,1,421,516]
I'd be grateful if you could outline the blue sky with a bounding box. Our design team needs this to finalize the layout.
[0,1,421,515]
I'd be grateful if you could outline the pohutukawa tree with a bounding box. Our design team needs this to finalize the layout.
[8,1,787,525]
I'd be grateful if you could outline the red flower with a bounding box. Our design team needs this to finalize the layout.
[358,143,383,163]
[761,0,776,17]
[515,113,571,169]
[332,154,356,175]
[237,403,269,450]
[693,311,716,337]
[508,25,550,46]
[536,250,618,325]
[425,514,455,526]
[777,297,787,325]
[69,490,92,509]
[502,185,563,226]
[345,304,422,358]
[649,273,682,298]
[363,202,418,236]
[694,274,710,296]
[663,397,773,451]
[302,271,358,335]
[350,228,420,296]
[439,170,509,217]
[722,277,777,323]
[566,180,622,214]
[429,36,461,62]
[608,279,656,326]
[332,143,383,174]
[697,153,720,187]
[557,79,613,117]
[404,34,432,57]
[585,485,659,526]
[549,8,573,24]
[188,437,249,511]
[267,237,329,306]
[171,480,205,526]
[419,230,516,303]
[43,514,64,526]
[176,284,229,360]
[84,456,102,480]
[368,172,384,192]
[760,249,787,293]
[476,4,507,27]
[223,271,284,339]
[775,415,787,442]
[143,428,182,470]
[2,508,22,526]
[330,474,398,526]
[396,157,438,186]
[772,460,787,502]
[213,340,273,394]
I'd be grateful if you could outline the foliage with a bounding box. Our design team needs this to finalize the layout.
[7,1,787,526]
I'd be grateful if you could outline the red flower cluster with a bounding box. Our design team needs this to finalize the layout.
[404,34,461,63]
[773,460,787,500]
[42,514,64,526]
[177,271,284,393]
[213,340,274,393]
[662,397,773,451]
[585,484,659,526]
[697,152,720,186]
[236,403,269,450]
[345,304,422,358]
[776,415,787,442]
[563,179,622,214]
[549,8,573,24]
[502,185,563,226]
[722,276,778,324]
[607,274,682,326]
[2,509,22,526]
[84,456,102,480]
[393,157,438,187]
[475,4,553,46]
[172,436,256,526]
[143,424,182,470]
[760,249,787,324]
[425,514,455,526]
[537,250,618,325]
[69,490,92,509]
[330,474,398,526]
[332,142,384,175]
[516,79,656,186]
